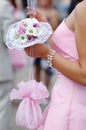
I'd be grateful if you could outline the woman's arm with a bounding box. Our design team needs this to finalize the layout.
[47,3,86,86]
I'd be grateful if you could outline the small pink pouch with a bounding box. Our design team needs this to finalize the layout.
[10,80,49,130]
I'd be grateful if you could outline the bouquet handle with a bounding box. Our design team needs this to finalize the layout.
[27,0,37,15]
[28,48,34,80]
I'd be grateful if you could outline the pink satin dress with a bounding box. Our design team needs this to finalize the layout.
[39,20,86,130]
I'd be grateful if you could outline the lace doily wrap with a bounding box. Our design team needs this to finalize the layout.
[10,80,49,130]
[6,18,52,50]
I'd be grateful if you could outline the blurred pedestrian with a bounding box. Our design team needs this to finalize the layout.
[0,0,14,130]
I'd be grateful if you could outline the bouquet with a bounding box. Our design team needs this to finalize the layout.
[6,18,52,50]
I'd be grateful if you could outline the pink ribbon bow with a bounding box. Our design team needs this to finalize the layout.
[10,80,49,130]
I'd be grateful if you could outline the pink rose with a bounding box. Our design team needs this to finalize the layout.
[18,27,24,34]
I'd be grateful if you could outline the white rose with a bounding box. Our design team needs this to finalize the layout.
[19,34,27,44]
[25,26,37,36]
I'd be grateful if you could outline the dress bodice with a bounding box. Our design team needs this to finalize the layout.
[52,20,79,61]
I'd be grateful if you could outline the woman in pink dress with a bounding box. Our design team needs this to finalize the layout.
[25,0,86,130]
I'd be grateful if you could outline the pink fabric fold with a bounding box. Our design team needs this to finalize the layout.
[10,80,49,130]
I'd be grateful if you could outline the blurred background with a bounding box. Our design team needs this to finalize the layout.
[0,0,78,130]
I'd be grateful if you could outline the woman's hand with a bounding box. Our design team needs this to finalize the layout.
[24,44,50,60]
[27,7,48,23]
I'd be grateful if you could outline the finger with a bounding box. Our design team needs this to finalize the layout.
[26,13,30,17]
[24,47,30,56]
[27,10,35,18]
[26,13,34,18]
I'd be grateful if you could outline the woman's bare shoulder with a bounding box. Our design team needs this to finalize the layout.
[75,1,86,23]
